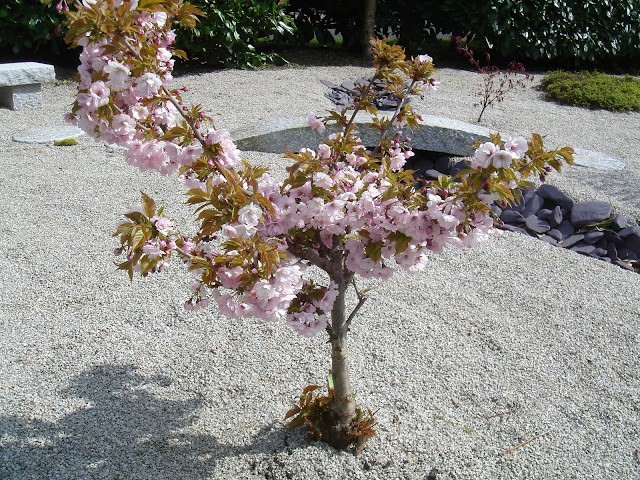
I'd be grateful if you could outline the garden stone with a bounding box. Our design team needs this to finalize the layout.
[537,184,574,210]
[536,208,553,221]
[541,235,557,245]
[546,229,563,241]
[525,215,550,234]
[12,125,85,144]
[571,244,596,255]
[557,221,575,237]
[0,62,55,110]
[500,210,525,224]
[613,214,628,230]
[583,231,605,244]
[434,155,453,173]
[591,248,608,257]
[572,146,625,170]
[607,242,618,261]
[490,204,502,217]
[550,206,563,227]
[523,193,544,217]
[424,169,444,180]
[570,201,612,228]
[619,225,640,238]
[449,159,471,176]
[562,234,585,248]
[501,224,528,235]
[623,233,640,256]
[619,248,639,261]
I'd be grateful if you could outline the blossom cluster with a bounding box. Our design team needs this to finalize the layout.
[66,0,573,337]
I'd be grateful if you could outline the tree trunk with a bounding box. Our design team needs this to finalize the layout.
[362,0,377,57]
[329,278,356,428]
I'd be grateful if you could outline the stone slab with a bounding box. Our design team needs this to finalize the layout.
[0,62,55,110]
[0,62,55,87]
[0,84,42,110]
[233,115,625,171]
[233,114,493,156]
[12,126,85,144]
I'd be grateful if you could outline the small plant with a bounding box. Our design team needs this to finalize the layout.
[285,373,376,454]
[540,70,640,112]
[453,36,533,123]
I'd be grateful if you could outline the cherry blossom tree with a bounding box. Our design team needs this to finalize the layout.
[57,0,574,452]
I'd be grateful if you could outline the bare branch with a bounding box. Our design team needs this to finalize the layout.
[497,430,552,457]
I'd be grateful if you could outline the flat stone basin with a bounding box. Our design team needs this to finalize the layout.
[233,114,625,171]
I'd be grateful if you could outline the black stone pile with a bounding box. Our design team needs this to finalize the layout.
[406,150,640,273]
[322,77,401,111]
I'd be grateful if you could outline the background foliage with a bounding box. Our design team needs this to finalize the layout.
[175,0,295,68]
[285,0,640,67]
[0,0,66,62]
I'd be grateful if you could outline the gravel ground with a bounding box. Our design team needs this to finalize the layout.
[1,53,639,480]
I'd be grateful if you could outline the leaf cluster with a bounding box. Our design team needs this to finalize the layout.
[285,374,376,453]
[112,192,166,279]
[174,0,295,68]
[0,0,65,58]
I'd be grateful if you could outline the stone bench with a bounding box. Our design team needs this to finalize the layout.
[0,62,56,111]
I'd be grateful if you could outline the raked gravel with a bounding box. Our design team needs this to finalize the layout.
[1,58,639,480]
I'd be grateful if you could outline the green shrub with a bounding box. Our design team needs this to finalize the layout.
[175,0,295,68]
[540,71,640,112]
[0,0,66,61]
[437,0,640,65]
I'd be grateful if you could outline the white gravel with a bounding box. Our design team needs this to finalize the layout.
[1,57,639,480]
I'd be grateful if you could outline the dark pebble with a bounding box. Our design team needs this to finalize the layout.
[583,231,605,244]
[619,248,639,261]
[525,215,551,234]
[491,204,503,217]
[557,221,575,237]
[541,235,558,245]
[501,224,529,235]
[546,229,563,241]
[607,242,618,261]
[424,169,445,180]
[571,244,596,254]
[536,208,553,221]
[501,210,526,224]
[562,233,585,248]
[623,233,640,256]
[523,193,544,217]
[434,156,453,173]
[592,247,608,257]
[619,225,640,239]
[571,201,613,228]
[538,184,575,210]
[449,160,471,176]
[550,206,563,227]
[613,214,628,229]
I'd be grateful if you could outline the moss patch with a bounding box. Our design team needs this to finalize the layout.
[540,71,640,112]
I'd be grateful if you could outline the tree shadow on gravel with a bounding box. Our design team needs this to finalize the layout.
[0,364,304,479]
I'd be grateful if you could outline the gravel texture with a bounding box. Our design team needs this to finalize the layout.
[1,56,639,480]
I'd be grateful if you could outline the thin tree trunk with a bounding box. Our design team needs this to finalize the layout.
[330,278,356,428]
[362,0,377,57]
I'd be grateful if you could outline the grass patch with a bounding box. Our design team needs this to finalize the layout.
[540,70,640,112]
